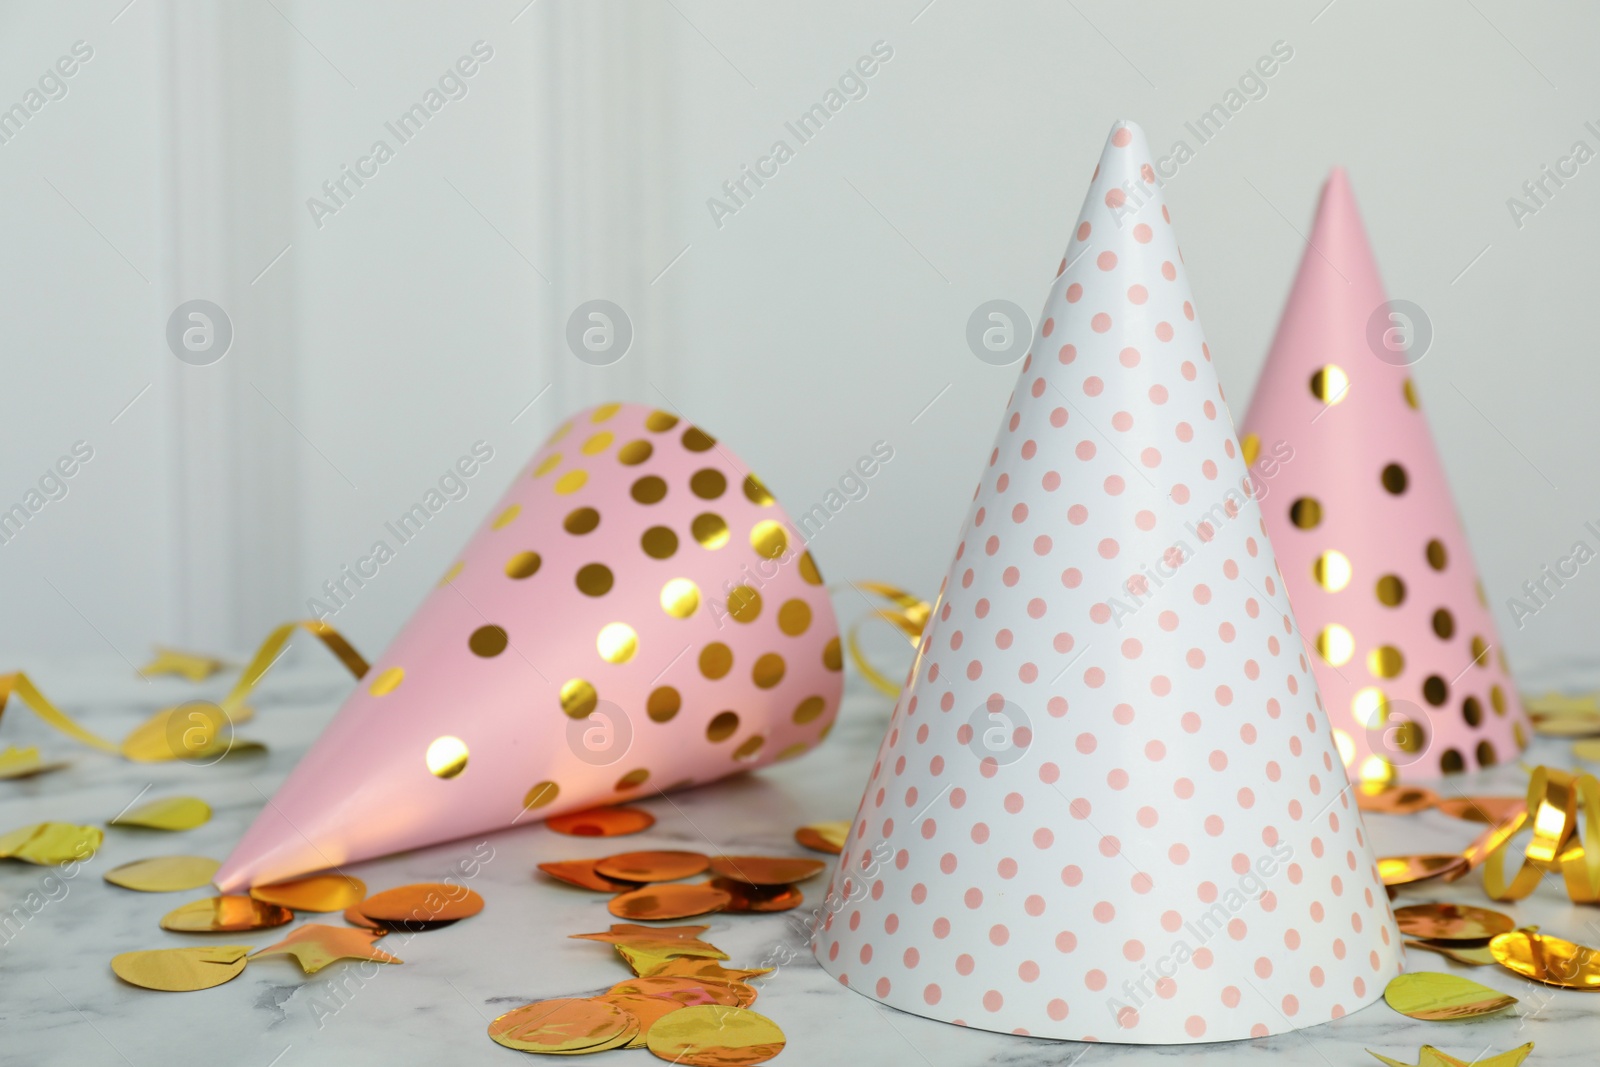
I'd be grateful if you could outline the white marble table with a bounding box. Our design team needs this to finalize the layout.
[0,653,1594,1066]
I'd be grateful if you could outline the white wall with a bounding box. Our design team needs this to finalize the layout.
[3,1,1597,688]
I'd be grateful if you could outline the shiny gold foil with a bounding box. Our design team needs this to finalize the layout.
[708,855,827,886]
[1356,783,1440,816]
[488,998,638,1054]
[249,874,367,912]
[645,1005,787,1066]
[595,851,711,883]
[250,923,401,975]
[711,878,803,913]
[1367,1043,1533,1067]
[1393,903,1516,942]
[607,975,755,1008]
[358,883,484,924]
[539,860,640,893]
[795,821,851,855]
[1378,854,1470,889]
[1382,972,1516,1020]
[1490,929,1600,990]
[110,796,211,831]
[103,855,220,892]
[160,895,294,933]
[0,822,102,865]
[546,806,656,837]
[111,945,251,991]
[609,883,732,921]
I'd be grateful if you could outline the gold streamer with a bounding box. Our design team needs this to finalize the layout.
[0,673,119,754]
[840,581,931,698]
[1481,765,1600,904]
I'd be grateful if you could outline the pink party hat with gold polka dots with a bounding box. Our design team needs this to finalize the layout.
[813,123,1401,1044]
[215,402,842,891]
[1240,170,1527,782]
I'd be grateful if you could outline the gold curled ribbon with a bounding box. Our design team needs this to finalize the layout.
[1481,766,1600,904]
[0,673,119,754]
[839,581,931,698]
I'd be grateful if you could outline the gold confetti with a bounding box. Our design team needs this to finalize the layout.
[609,883,731,921]
[1394,903,1516,942]
[1490,929,1600,989]
[111,945,251,991]
[572,923,730,972]
[103,855,220,892]
[1575,739,1600,763]
[0,822,102,865]
[1378,855,1470,890]
[160,895,294,933]
[1368,1044,1533,1067]
[1525,691,1599,716]
[712,878,804,914]
[538,859,641,893]
[249,924,401,975]
[547,806,656,837]
[358,883,484,925]
[1433,796,1525,824]
[488,998,638,1054]
[794,820,850,855]
[647,958,772,982]
[708,855,827,885]
[1357,783,1440,816]
[249,874,366,912]
[608,975,756,1008]
[646,1004,786,1066]
[140,647,227,681]
[594,851,711,883]
[1383,972,1517,1020]
[592,993,683,1049]
[1530,714,1600,738]
[343,906,389,933]
[110,796,211,831]
[0,746,68,780]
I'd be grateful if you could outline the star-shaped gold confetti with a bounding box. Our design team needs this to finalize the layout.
[1368,1043,1534,1067]
[141,648,227,682]
[249,924,402,975]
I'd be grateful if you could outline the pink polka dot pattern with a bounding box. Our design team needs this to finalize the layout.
[812,124,1400,1044]
[1238,168,1527,780]
[215,402,842,892]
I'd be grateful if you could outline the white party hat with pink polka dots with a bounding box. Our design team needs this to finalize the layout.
[812,122,1401,1044]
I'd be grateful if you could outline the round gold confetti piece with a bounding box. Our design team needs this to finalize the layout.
[1355,783,1438,816]
[596,851,711,883]
[360,883,484,923]
[468,624,508,657]
[1369,645,1405,679]
[699,643,734,679]
[743,474,774,506]
[646,1004,786,1066]
[777,599,812,637]
[793,696,826,724]
[645,410,679,432]
[111,796,212,831]
[1426,538,1449,570]
[1490,929,1600,990]
[1289,497,1322,529]
[597,622,639,663]
[661,578,701,619]
[618,440,653,465]
[609,883,731,921]
[1381,462,1409,494]
[576,563,615,597]
[426,735,469,778]
[554,470,588,495]
[1393,903,1516,942]
[369,666,404,696]
[610,975,757,1010]
[641,526,679,559]
[492,504,521,529]
[1376,574,1406,606]
[712,877,804,914]
[103,855,221,893]
[160,895,294,933]
[709,855,827,885]
[1310,364,1350,404]
[691,513,729,549]
[547,806,656,837]
[1378,854,1469,889]
[727,586,762,623]
[689,469,727,499]
[1312,549,1352,591]
[564,506,601,534]
[647,687,681,723]
[632,475,668,504]
[795,821,850,854]
[1432,607,1455,639]
[112,946,251,992]
[488,998,637,1054]
[538,860,641,893]
[594,993,684,1049]
[250,874,367,913]
[1434,796,1525,824]
[751,653,785,689]
[1316,624,1354,666]
[1383,972,1517,1021]
[681,427,716,452]
[561,678,599,719]
[1404,938,1501,967]
[749,520,788,560]
[505,551,541,579]
[707,711,740,742]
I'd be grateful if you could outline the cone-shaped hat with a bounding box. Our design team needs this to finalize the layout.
[812,124,1401,1043]
[1240,170,1527,781]
[216,402,842,891]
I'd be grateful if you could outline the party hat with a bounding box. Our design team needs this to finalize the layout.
[812,123,1401,1044]
[1240,170,1527,781]
[216,402,842,891]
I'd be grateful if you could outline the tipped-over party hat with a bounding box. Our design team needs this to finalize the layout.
[216,402,842,891]
[1240,169,1527,781]
[812,122,1401,1044]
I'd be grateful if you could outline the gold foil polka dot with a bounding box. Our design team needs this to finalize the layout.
[641,526,678,559]
[775,742,809,761]
[743,475,774,506]
[682,427,716,452]
[645,411,679,432]
[689,469,726,499]
[589,403,621,423]
[581,431,614,455]
[524,781,559,809]
[561,679,598,719]
[631,475,668,504]
[727,586,762,624]
[660,579,700,619]
[1432,608,1455,639]
[426,736,469,778]
[1289,497,1322,529]
[439,560,464,585]
[1316,624,1354,666]
[732,735,765,760]
[576,563,614,597]
[798,552,823,585]
[823,637,842,671]
[370,666,404,696]
[1463,696,1483,727]
[533,453,562,478]
[1376,575,1406,606]
[1310,365,1350,404]
[1471,635,1490,666]
[1423,675,1449,705]
[1313,550,1352,591]
[691,513,729,549]
[1440,748,1464,773]
[1403,378,1419,409]
[750,520,788,560]
[699,643,733,680]
[597,623,638,664]
[469,625,509,657]
[647,687,680,723]
[1381,463,1408,494]
[793,696,826,724]
[615,768,649,790]
[1333,728,1356,767]
[777,599,812,636]
[1426,539,1448,570]
[617,440,653,465]
[492,504,521,529]
[1357,755,1397,784]
[1352,687,1391,728]
[564,506,601,534]
[555,470,588,495]
[751,654,785,689]
[1393,717,1426,753]
[506,551,541,579]
[1477,739,1498,766]
[707,712,739,742]
[1369,645,1404,678]
[1491,685,1507,715]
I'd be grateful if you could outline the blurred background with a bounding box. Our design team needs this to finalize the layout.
[2,0,1595,688]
